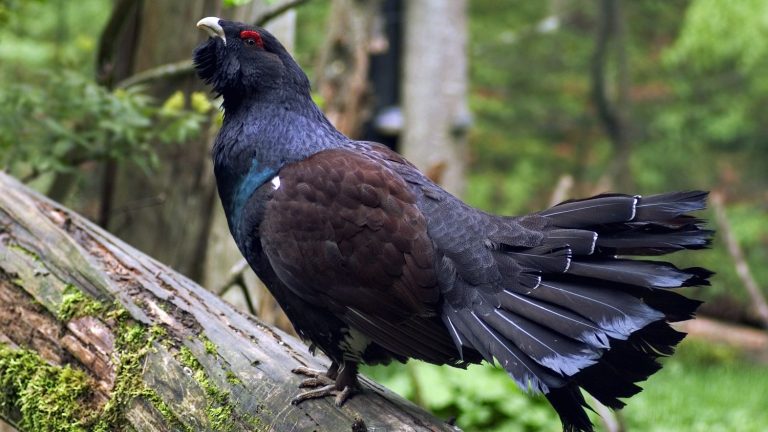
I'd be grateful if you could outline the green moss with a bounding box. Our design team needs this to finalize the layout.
[57,284,104,321]
[207,404,234,431]
[91,321,149,431]
[1,301,244,432]
[244,412,265,430]
[149,324,167,339]
[225,370,242,386]
[0,301,167,432]
[136,388,193,432]
[177,345,239,431]
[0,344,95,432]
[8,243,41,262]
[91,320,191,432]
[178,346,202,370]
[202,336,219,357]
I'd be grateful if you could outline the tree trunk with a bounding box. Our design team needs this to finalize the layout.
[92,0,221,283]
[92,0,301,331]
[92,0,299,289]
[314,0,382,138]
[591,0,633,193]
[0,172,458,432]
[401,0,470,196]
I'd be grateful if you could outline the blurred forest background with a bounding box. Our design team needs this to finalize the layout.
[1,0,767,431]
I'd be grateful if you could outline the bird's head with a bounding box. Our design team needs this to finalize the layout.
[194,17,309,103]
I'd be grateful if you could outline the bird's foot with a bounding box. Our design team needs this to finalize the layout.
[290,362,358,406]
[291,382,355,406]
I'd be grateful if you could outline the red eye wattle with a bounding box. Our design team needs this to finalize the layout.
[239,30,264,48]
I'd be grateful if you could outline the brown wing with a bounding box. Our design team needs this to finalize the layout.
[260,148,439,321]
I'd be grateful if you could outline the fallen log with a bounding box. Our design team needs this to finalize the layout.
[0,171,457,432]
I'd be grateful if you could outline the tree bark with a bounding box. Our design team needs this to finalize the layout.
[0,172,458,432]
[401,0,470,196]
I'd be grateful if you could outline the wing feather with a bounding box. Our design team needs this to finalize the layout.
[261,148,441,323]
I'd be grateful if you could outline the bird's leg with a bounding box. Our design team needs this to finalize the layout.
[290,361,359,406]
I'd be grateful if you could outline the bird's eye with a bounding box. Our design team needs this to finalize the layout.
[239,30,264,48]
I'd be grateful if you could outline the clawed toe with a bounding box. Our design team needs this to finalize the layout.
[291,366,327,378]
[291,366,336,389]
[298,376,334,388]
[290,384,355,406]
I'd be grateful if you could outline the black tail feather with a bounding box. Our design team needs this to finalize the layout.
[522,280,664,339]
[634,191,708,221]
[440,190,712,432]
[576,321,685,405]
[544,229,598,255]
[541,194,638,228]
[497,290,611,349]
[595,223,714,256]
[546,384,594,432]
[444,307,568,392]
[567,259,707,288]
[482,307,601,375]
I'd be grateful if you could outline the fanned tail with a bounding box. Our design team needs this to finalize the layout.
[442,191,712,432]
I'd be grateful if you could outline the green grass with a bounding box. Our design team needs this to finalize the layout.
[621,341,768,432]
[362,339,768,432]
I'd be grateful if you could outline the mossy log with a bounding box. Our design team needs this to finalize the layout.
[0,172,458,432]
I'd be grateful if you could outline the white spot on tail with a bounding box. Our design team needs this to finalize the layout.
[630,195,641,220]
[270,175,281,190]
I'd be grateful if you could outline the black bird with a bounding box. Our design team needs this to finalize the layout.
[194,17,712,432]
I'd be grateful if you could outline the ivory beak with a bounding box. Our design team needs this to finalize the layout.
[197,17,226,45]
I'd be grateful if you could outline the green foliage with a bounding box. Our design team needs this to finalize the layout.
[667,0,768,74]
[0,0,208,185]
[621,341,768,432]
[224,0,255,6]
[0,0,42,25]
[467,0,608,213]
[0,0,106,74]
[295,1,332,79]
[652,0,768,178]
[365,340,768,432]
[0,73,208,181]
[363,361,561,432]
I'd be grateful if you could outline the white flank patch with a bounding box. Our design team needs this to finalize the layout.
[270,175,281,190]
